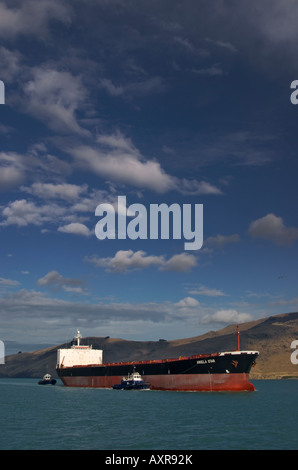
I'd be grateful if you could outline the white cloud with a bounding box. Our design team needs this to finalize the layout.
[70,141,175,193]
[249,1,298,44]
[0,152,26,190]
[179,179,222,195]
[23,67,89,135]
[96,131,140,154]
[205,233,240,246]
[37,270,86,294]
[0,286,212,344]
[0,288,170,329]
[23,182,88,201]
[160,253,197,272]
[188,285,227,297]
[249,213,298,245]
[58,222,91,237]
[85,250,197,273]
[99,78,124,96]
[99,76,165,97]
[171,296,200,319]
[21,181,111,212]
[0,46,22,82]
[174,36,196,52]
[0,277,20,287]
[201,309,252,325]
[85,250,164,272]
[0,164,25,190]
[26,145,73,182]
[175,297,199,308]
[205,38,237,53]
[0,147,75,191]
[0,199,66,227]
[69,131,222,194]
[0,0,71,39]
[0,181,119,235]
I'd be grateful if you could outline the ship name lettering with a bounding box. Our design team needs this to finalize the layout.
[197,359,215,364]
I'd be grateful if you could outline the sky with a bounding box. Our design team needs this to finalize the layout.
[1,0,298,354]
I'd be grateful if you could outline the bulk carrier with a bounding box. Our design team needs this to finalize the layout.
[56,329,259,391]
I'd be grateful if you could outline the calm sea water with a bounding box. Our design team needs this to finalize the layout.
[0,378,297,450]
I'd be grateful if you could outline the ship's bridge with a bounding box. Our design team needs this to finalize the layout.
[57,330,103,368]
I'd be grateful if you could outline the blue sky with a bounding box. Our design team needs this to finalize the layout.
[1,0,298,354]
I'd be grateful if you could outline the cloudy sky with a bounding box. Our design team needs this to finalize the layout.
[1,0,298,354]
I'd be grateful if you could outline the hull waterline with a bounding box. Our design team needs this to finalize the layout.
[58,371,255,391]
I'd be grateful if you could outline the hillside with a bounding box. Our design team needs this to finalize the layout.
[1,311,298,380]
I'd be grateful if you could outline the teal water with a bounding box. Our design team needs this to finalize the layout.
[0,378,297,450]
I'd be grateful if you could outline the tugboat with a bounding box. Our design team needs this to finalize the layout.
[113,369,150,390]
[38,373,56,385]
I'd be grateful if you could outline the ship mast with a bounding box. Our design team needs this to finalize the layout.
[235,325,240,351]
[75,330,82,346]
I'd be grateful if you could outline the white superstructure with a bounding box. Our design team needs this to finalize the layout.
[57,330,103,368]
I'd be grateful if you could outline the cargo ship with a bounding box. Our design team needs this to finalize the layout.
[56,328,259,391]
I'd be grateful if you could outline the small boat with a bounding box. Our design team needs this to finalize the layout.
[38,373,56,385]
[113,369,150,390]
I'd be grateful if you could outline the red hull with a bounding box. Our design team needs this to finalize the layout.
[59,372,255,392]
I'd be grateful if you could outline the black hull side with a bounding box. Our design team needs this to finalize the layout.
[57,351,258,379]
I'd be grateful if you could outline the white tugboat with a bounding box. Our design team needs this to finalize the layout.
[38,373,56,385]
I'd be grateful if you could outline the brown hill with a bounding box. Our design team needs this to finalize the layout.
[2,311,298,380]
